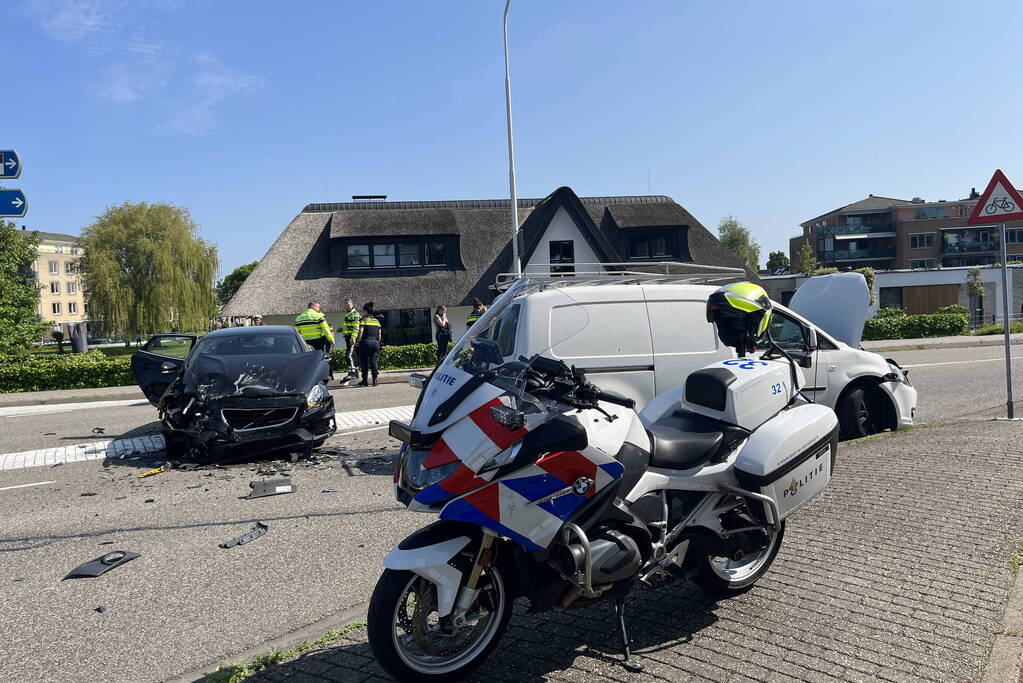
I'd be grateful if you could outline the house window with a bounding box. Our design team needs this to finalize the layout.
[48,260,58,274]
[375,308,431,344]
[341,238,455,273]
[52,302,62,315]
[68,302,78,314]
[50,281,60,294]
[346,244,370,269]
[910,233,934,249]
[1006,229,1023,244]
[67,282,77,294]
[55,245,64,254]
[879,287,903,310]
[628,231,675,259]
[373,244,396,268]
[71,247,80,255]
[914,206,946,219]
[66,262,75,274]
[549,240,575,275]
[910,259,936,269]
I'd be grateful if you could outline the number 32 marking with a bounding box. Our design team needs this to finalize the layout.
[771,383,782,395]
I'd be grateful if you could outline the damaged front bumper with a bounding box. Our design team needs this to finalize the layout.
[161,393,337,460]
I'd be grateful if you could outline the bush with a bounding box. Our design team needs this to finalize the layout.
[936,303,968,316]
[329,342,437,372]
[972,321,1023,336]
[874,307,907,318]
[0,350,133,393]
[862,311,968,341]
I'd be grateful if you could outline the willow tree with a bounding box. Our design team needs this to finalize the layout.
[79,202,219,336]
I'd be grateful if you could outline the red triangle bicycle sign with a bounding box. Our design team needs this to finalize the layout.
[967,169,1023,225]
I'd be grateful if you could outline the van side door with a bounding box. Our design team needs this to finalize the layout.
[644,287,731,397]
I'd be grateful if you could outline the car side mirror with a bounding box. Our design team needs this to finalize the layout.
[160,362,178,374]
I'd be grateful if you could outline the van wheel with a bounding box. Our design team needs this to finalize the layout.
[838,386,882,439]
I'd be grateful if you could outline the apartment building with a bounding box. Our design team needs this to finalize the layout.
[28,230,86,325]
[788,191,1023,272]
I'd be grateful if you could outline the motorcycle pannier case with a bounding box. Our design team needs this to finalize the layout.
[732,403,838,524]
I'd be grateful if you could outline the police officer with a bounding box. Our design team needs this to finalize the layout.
[339,298,361,381]
[356,301,383,386]
[295,300,336,379]
[466,298,487,327]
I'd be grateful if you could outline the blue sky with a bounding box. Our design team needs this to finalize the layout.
[7,0,1023,276]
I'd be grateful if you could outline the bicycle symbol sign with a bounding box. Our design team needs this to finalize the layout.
[985,197,1016,215]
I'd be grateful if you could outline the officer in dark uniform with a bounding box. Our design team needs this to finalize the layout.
[356,301,383,386]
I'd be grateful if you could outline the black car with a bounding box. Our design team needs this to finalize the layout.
[130,326,336,461]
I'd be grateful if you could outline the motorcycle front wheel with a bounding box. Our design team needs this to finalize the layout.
[367,566,512,682]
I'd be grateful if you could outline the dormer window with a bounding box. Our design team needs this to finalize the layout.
[628,230,676,259]
[341,237,457,275]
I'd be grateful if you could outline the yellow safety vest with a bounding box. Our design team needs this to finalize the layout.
[295,309,334,344]
[342,310,362,338]
[466,309,483,325]
[360,316,382,340]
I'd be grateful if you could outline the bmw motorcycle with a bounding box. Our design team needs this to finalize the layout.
[370,280,839,680]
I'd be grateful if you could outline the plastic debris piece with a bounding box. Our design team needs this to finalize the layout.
[92,427,105,435]
[185,484,202,489]
[98,541,114,546]
[219,522,269,548]
[245,478,295,499]
[95,606,106,613]
[80,492,98,497]
[138,465,168,479]
[63,551,140,580]
[143,498,155,503]
[44,432,56,435]
[321,488,337,493]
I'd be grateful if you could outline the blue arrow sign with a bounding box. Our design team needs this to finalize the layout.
[0,150,20,180]
[0,189,27,217]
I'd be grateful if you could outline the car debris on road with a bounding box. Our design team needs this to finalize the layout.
[63,551,140,580]
[245,478,295,499]
[219,522,269,548]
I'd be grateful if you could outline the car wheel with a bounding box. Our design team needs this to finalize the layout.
[838,386,882,439]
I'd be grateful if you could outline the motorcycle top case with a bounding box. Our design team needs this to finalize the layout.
[681,358,796,431]
[733,403,838,523]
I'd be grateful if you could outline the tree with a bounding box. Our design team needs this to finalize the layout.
[795,241,819,275]
[0,220,48,354]
[217,261,258,306]
[717,216,760,274]
[766,251,790,272]
[79,202,219,337]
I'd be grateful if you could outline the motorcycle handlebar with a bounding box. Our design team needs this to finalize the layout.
[594,388,635,409]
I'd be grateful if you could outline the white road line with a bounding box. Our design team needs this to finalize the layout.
[0,404,415,471]
[338,425,390,436]
[903,356,1023,368]
[0,398,149,418]
[0,480,56,491]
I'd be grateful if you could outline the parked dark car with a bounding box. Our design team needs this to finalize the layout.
[130,326,336,461]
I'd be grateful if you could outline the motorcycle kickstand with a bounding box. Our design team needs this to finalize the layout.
[613,597,644,673]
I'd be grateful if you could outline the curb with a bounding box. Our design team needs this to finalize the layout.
[863,336,1023,353]
[981,556,1023,683]
[168,602,369,683]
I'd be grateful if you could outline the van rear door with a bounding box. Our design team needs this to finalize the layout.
[643,286,731,397]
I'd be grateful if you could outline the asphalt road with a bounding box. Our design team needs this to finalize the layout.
[0,382,420,454]
[0,341,1019,682]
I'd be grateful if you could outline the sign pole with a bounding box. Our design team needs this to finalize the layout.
[999,222,1014,418]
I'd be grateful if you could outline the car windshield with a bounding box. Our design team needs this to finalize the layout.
[193,333,306,357]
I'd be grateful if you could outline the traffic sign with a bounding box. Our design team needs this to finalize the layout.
[0,189,27,217]
[0,150,20,180]
[967,169,1023,225]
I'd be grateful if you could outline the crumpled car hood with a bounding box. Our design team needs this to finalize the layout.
[185,352,326,401]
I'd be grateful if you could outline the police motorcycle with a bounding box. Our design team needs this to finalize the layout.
[371,280,839,680]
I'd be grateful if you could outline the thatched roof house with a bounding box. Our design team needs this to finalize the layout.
[223,186,743,325]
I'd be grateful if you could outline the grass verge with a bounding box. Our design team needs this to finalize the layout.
[206,619,367,683]
[1011,543,1023,575]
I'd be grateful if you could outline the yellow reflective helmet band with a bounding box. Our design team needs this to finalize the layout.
[723,293,761,313]
[757,309,772,336]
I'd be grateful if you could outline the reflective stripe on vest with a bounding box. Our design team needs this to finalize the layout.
[295,310,327,341]
[342,310,361,336]
[361,317,381,328]
[466,312,481,325]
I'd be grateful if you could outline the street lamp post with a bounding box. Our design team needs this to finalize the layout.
[503,0,521,276]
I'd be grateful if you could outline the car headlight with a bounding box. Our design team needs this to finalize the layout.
[306,383,329,409]
[883,362,909,385]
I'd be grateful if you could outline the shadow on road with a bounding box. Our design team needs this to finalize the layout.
[245,583,722,682]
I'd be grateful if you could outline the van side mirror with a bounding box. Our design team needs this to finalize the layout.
[805,327,818,352]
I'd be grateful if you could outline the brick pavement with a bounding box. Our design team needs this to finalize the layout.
[247,419,1023,682]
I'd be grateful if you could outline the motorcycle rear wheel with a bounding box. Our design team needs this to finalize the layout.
[692,521,785,595]
[367,566,512,682]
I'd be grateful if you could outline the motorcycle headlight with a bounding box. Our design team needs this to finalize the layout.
[306,383,329,409]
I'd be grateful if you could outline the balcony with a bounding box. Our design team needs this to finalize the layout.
[824,246,896,262]
[941,240,999,254]
[817,223,894,237]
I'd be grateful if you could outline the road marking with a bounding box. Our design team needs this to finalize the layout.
[0,480,56,491]
[902,356,1023,368]
[339,425,390,436]
[0,398,148,417]
[0,405,415,471]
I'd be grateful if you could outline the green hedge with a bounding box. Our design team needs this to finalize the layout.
[0,350,133,393]
[330,342,438,372]
[862,309,969,341]
[972,321,1023,335]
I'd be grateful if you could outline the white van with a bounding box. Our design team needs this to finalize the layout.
[478,273,916,440]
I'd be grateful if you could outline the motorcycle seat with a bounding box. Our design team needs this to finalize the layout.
[646,410,748,470]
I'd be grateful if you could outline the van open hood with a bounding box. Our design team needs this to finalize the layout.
[788,272,870,347]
